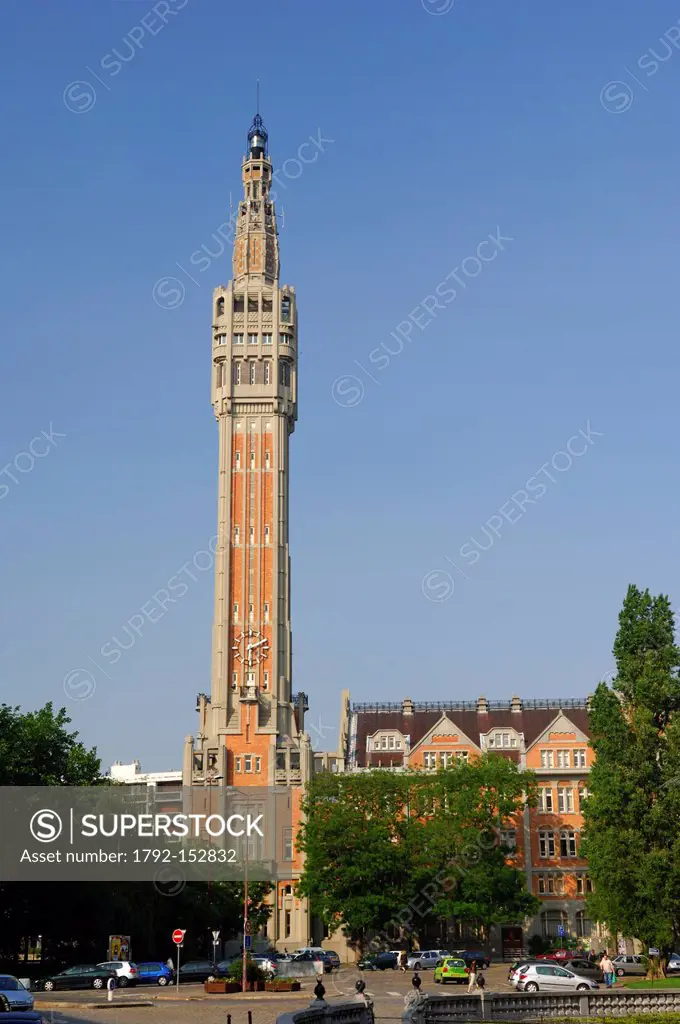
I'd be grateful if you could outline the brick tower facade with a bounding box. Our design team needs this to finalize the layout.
[183,113,311,949]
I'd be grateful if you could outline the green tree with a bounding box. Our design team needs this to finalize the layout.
[0,702,101,786]
[582,585,680,958]
[297,755,538,952]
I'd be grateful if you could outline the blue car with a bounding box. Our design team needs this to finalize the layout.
[135,962,174,986]
[0,976,34,1012]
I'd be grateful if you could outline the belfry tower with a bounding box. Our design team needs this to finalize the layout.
[183,113,311,947]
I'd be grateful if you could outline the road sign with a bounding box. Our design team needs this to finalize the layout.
[212,930,220,943]
[244,920,252,935]
[244,935,252,950]
[172,929,185,945]
[557,925,565,937]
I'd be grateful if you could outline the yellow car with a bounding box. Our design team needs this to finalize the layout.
[434,957,469,985]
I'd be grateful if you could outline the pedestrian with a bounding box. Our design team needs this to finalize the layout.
[404,973,424,1021]
[468,959,477,992]
[166,957,174,971]
[599,951,615,988]
[400,950,407,972]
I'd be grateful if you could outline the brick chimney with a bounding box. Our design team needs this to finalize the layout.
[511,695,522,713]
[477,696,489,714]
[402,697,414,715]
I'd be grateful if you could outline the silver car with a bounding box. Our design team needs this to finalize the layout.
[612,955,648,977]
[0,975,34,1011]
[406,950,450,970]
[515,963,599,992]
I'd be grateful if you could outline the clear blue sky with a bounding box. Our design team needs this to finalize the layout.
[2,0,680,770]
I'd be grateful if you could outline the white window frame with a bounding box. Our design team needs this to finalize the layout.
[424,751,436,769]
[248,333,258,345]
[539,830,555,858]
[574,748,587,768]
[500,829,516,849]
[244,755,252,773]
[233,333,244,345]
[559,830,577,857]
[541,750,554,769]
[538,787,553,812]
[557,749,571,768]
[558,787,574,813]
[262,333,272,345]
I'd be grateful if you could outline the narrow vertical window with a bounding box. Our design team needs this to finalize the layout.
[244,755,252,773]
[281,295,291,323]
[264,525,270,544]
[263,671,269,690]
[265,450,271,469]
[249,361,256,385]
[255,756,261,772]
[231,672,238,690]
[250,451,256,469]
[235,756,242,772]
[232,360,241,385]
[216,297,225,317]
[215,363,223,388]
[263,362,271,385]
[233,295,244,313]
[233,602,239,622]
[248,603,254,622]
[248,296,258,312]
[235,452,241,470]
[249,527,255,544]
[234,526,240,545]
[264,602,270,622]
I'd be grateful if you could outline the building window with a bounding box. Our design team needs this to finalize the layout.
[232,361,241,385]
[455,751,469,763]
[255,756,261,772]
[248,333,258,345]
[554,874,565,895]
[380,736,387,749]
[558,787,574,813]
[557,749,571,768]
[541,910,568,938]
[233,333,244,345]
[262,297,272,313]
[579,785,589,807]
[248,296,258,312]
[439,751,453,767]
[388,735,395,749]
[284,910,291,937]
[249,527,255,545]
[500,829,517,850]
[538,787,553,812]
[539,830,555,858]
[248,603,254,622]
[424,752,436,769]
[264,602,269,622]
[488,731,514,748]
[216,297,225,317]
[560,830,577,857]
[279,360,291,386]
[574,748,587,768]
[216,333,227,345]
[232,672,238,690]
[215,362,224,388]
[537,874,555,895]
[264,362,271,385]
[263,671,269,690]
[576,910,593,938]
[249,362,256,385]
[244,755,252,773]
[250,450,256,469]
[234,525,240,544]
[281,296,291,323]
[265,450,271,469]
[233,295,244,313]
[233,602,239,622]
[283,828,293,861]
[264,525,270,544]
[540,750,554,769]
[262,333,272,345]
[576,874,593,895]
[279,332,291,346]
[234,451,241,470]
[235,756,242,772]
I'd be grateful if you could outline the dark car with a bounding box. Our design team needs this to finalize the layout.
[457,951,491,970]
[291,952,332,973]
[136,962,174,986]
[561,958,603,983]
[324,951,341,970]
[358,952,398,971]
[37,965,117,991]
[176,960,218,983]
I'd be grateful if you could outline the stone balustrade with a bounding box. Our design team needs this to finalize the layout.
[415,988,680,1019]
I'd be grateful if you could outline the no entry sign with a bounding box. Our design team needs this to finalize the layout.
[172,929,185,945]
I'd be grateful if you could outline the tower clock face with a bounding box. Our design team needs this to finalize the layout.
[232,628,270,665]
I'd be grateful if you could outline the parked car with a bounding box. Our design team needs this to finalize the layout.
[291,951,333,973]
[612,955,648,977]
[0,1015,45,1024]
[0,976,34,1012]
[433,957,469,985]
[176,960,219,983]
[96,962,138,987]
[357,952,398,971]
[251,956,277,976]
[135,962,174,986]
[508,960,549,984]
[665,955,680,973]
[456,950,491,970]
[323,950,341,970]
[37,966,117,992]
[515,963,599,992]
[406,950,451,971]
[560,958,603,983]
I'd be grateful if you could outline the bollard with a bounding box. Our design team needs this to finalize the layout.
[107,978,115,1003]
[227,1016,231,1024]
[248,1012,252,1024]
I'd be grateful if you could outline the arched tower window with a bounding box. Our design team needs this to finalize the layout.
[216,297,225,318]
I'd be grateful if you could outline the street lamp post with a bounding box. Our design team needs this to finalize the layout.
[242,836,249,994]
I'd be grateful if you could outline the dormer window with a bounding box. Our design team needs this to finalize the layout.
[487,731,517,748]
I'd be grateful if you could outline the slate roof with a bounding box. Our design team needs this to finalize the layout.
[349,698,591,768]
